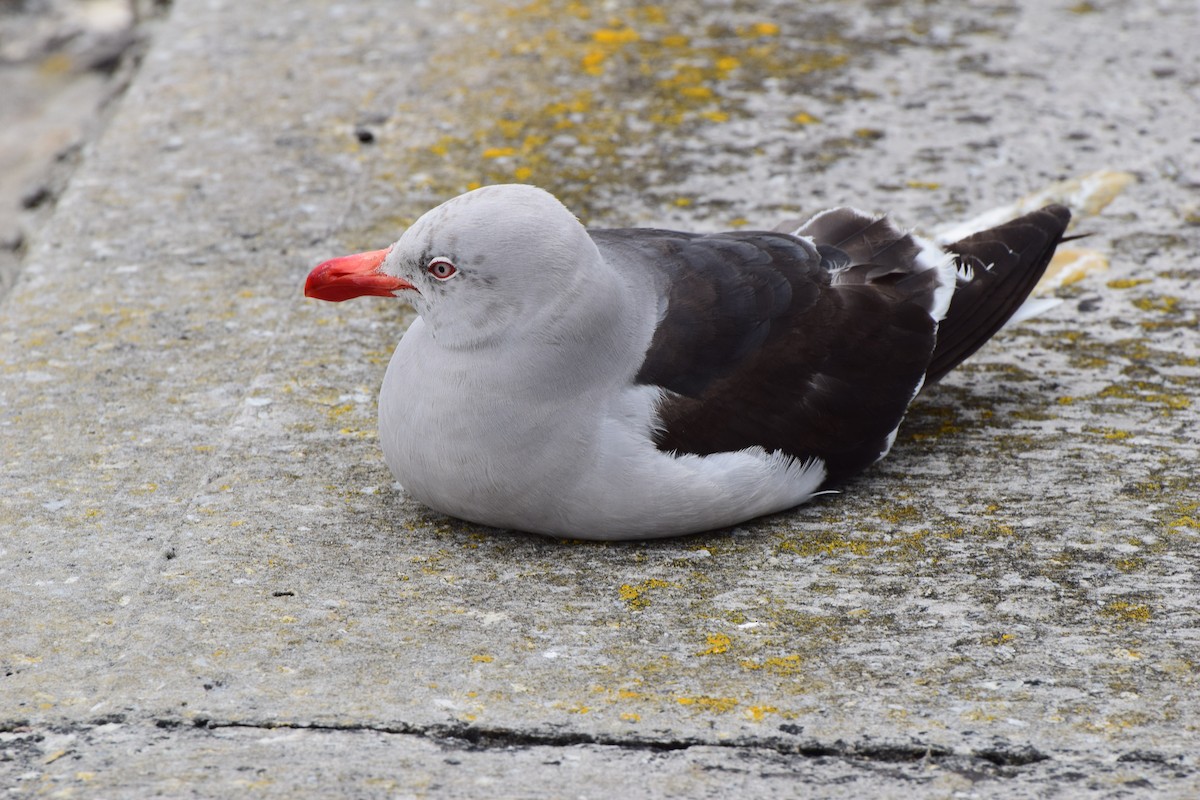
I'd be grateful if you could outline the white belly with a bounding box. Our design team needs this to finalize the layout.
[379,319,826,540]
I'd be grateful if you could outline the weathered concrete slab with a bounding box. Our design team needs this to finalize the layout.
[2,0,1198,795]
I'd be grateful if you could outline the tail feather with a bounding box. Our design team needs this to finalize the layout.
[924,204,1071,385]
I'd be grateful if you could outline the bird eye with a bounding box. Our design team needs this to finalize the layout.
[427,258,457,280]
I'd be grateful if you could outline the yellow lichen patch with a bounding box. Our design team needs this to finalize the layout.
[905,180,941,190]
[745,22,780,37]
[620,712,640,722]
[962,708,1002,724]
[618,578,673,609]
[982,633,1016,646]
[1132,295,1182,314]
[472,654,495,663]
[740,654,804,675]
[876,504,920,524]
[1097,381,1190,413]
[1083,426,1133,440]
[1073,170,1137,215]
[1100,601,1152,623]
[677,695,739,713]
[495,119,524,138]
[1035,248,1109,292]
[592,27,640,45]
[580,48,608,75]
[326,403,355,419]
[1024,169,1137,219]
[936,170,1136,244]
[1107,278,1152,289]
[791,111,820,125]
[698,633,731,655]
[778,535,875,558]
[746,705,778,721]
[390,0,855,220]
[904,405,963,442]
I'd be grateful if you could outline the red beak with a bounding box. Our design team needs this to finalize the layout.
[304,247,415,302]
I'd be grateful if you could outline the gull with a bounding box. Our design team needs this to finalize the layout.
[305,184,1069,540]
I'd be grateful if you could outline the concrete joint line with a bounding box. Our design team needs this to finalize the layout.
[163,715,1054,768]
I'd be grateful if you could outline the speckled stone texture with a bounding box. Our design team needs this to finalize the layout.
[2,0,1198,796]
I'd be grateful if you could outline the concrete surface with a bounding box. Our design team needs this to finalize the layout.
[2,0,1199,796]
[0,0,158,296]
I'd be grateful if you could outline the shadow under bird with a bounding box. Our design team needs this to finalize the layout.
[305,184,1070,540]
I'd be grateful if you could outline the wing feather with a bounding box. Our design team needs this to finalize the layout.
[591,223,940,486]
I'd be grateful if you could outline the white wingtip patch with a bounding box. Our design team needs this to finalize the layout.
[913,233,956,323]
[1005,296,1063,327]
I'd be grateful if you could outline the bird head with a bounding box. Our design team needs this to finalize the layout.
[305,184,600,349]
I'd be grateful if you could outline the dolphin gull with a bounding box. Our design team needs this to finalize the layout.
[305,184,1070,540]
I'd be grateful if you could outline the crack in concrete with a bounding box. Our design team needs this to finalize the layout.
[181,715,1052,769]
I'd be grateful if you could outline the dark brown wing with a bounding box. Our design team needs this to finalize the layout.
[591,223,941,487]
[925,205,1071,384]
